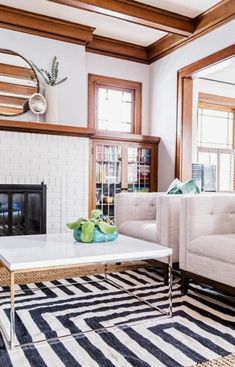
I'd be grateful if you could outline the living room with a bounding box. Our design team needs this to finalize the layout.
[0,0,234,366]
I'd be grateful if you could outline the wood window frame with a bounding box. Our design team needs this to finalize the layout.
[197,94,235,149]
[176,44,235,180]
[197,98,235,191]
[88,74,142,134]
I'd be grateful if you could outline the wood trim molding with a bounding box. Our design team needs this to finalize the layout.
[176,44,235,180]
[0,119,160,143]
[178,44,235,77]
[0,120,95,137]
[198,93,235,109]
[147,0,235,63]
[48,0,194,36]
[86,35,148,64]
[0,2,234,64]
[92,130,160,143]
[0,5,95,45]
[88,74,142,134]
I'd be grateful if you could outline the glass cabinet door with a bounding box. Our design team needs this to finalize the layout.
[128,147,151,192]
[95,144,122,220]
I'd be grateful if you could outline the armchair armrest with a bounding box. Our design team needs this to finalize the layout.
[114,192,163,229]
[156,195,183,262]
[180,194,235,268]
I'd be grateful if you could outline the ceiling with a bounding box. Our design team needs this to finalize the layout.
[204,59,235,84]
[0,0,222,46]
[135,0,221,17]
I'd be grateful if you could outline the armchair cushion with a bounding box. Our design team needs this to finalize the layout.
[118,220,158,243]
[114,192,162,230]
[189,234,235,265]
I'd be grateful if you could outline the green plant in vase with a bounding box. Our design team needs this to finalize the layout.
[30,56,68,86]
[67,209,118,243]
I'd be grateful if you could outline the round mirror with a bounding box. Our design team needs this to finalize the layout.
[29,93,47,115]
[0,49,39,117]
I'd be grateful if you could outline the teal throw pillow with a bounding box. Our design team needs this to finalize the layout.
[167,178,200,195]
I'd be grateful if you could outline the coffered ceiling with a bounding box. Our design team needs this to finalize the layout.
[0,0,234,64]
[135,0,221,17]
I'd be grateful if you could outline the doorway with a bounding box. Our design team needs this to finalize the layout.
[176,44,235,190]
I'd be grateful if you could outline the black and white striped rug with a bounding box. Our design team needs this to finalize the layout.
[0,268,234,367]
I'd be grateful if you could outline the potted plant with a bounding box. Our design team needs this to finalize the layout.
[67,209,118,243]
[30,56,68,123]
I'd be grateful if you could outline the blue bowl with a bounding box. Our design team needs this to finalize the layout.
[73,227,118,243]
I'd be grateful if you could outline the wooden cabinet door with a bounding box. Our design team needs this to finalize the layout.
[90,140,158,219]
[91,140,122,220]
[125,143,157,192]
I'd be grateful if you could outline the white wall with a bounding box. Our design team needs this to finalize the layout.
[149,20,235,191]
[0,28,150,132]
[0,28,87,126]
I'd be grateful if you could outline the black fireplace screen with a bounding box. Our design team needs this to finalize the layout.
[0,183,46,236]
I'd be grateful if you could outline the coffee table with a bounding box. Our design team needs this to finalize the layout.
[0,233,173,350]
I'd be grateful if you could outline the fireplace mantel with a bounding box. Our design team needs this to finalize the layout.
[0,119,95,138]
[0,119,160,143]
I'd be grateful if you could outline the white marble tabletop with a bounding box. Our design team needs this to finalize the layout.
[0,233,173,271]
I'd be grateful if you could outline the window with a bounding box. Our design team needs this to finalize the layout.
[198,108,233,149]
[88,74,142,134]
[197,107,234,191]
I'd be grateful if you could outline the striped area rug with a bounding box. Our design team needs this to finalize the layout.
[0,268,234,367]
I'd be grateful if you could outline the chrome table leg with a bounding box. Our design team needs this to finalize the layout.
[10,272,15,350]
[168,255,173,317]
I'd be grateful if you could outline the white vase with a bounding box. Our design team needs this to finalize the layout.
[45,85,58,123]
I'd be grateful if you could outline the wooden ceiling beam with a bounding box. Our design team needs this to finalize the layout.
[48,0,194,36]
[147,0,235,63]
[86,35,148,63]
[0,5,95,45]
[0,2,234,65]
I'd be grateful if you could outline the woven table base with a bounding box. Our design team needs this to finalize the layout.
[195,353,235,367]
[0,261,145,286]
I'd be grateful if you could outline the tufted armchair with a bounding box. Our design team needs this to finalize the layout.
[180,194,235,295]
[114,192,183,263]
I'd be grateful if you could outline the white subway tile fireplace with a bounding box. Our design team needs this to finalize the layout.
[0,131,89,233]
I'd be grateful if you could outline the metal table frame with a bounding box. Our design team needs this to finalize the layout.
[0,255,172,350]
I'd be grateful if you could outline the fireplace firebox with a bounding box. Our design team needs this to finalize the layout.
[0,183,46,236]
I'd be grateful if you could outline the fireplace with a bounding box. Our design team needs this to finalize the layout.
[0,183,46,236]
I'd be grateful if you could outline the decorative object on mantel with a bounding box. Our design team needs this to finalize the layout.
[67,209,118,243]
[29,93,47,122]
[0,49,39,117]
[30,56,68,124]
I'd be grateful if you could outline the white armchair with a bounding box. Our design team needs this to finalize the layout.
[115,192,183,263]
[180,194,235,295]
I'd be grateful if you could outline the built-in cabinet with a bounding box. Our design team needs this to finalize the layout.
[90,139,159,220]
